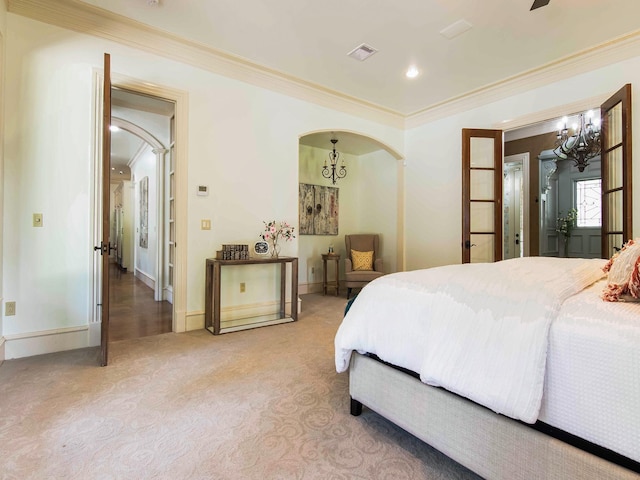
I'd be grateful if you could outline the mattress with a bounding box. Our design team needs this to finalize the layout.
[539,278,640,463]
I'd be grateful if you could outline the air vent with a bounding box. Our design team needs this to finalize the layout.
[439,19,473,40]
[347,43,378,61]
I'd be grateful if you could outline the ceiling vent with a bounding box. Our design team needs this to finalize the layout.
[347,43,378,61]
[439,19,473,40]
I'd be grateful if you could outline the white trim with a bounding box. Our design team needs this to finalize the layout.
[4,325,88,340]
[0,336,5,364]
[299,282,323,295]
[494,94,610,132]
[134,267,155,290]
[10,0,640,129]
[7,0,403,128]
[4,326,90,359]
[406,31,640,128]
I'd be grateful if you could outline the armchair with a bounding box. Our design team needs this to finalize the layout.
[344,234,384,299]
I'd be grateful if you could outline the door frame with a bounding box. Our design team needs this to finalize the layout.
[504,153,530,258]
[91,68,189,340]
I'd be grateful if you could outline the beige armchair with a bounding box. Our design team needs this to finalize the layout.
[344,234,384,299]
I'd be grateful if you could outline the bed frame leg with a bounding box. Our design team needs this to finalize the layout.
[350,397,363,416]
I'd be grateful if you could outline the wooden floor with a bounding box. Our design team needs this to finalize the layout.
[109,264,173,342]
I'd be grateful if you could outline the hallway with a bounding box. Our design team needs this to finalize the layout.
[109,264,173,341]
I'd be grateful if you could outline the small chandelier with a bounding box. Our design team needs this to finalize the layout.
[322,138,346,184]
[553,111,601,172]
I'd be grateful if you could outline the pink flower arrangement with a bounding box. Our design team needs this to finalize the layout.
[259,221,295,257]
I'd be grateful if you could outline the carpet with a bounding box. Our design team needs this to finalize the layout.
[0,293,480,480]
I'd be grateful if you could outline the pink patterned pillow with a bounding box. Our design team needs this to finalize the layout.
[602,239,640,302]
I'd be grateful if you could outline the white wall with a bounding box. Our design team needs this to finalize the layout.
[1,13,404,356]
[5,9,639,358]
[404,57,640,271]
[131,146,157,285]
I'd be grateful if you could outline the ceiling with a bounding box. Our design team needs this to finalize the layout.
[110,88,174,177]
[76,0,640,116]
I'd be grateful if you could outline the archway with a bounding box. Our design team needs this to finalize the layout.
[298,130,404,296]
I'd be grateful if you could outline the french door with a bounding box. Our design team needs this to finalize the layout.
[461,84,632,264]
[462,129,503,263]
[601,84,632,258]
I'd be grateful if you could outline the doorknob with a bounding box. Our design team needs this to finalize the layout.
[94,242,108,255]
[464,240,477,249]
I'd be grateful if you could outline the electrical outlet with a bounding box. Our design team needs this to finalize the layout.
[240,282,246,293]
[5,301,16,316]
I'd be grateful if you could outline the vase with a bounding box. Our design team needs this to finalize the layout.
[271,241,280,258]
[563,237,570,258]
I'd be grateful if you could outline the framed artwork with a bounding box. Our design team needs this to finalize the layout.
[139,176,149,248]
[299,183,339,235]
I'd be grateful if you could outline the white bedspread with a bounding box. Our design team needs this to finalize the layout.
[335,257,606,423]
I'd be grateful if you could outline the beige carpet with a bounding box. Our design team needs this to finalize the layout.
[0,294,480,480]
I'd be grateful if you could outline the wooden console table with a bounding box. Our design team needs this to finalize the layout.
[205,256,298,335]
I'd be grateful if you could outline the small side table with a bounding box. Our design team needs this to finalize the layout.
[322,253,340,296]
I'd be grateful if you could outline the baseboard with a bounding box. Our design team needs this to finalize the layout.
[185,297,302,331]
[4,326,91,359]
[0,336,5,364]
[135,268,155,290]
[164,286,173,303]
[299,282,323,295]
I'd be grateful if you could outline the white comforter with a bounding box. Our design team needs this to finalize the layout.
[334,257,607,423]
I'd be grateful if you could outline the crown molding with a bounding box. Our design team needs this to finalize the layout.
[7,0,405,129]
[405,30,640,129]
[7,0,640,132]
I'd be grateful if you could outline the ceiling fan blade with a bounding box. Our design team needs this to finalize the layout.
[530,0,550,10]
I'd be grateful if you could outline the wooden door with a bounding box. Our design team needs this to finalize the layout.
[462,129,503,263]
[601,84,632,258]
[99,53,112,366]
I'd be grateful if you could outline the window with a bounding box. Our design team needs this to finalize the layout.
[575,179,601,227]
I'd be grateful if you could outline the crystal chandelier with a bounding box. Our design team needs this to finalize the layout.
[553,111,601,172]
[322,138,346,185]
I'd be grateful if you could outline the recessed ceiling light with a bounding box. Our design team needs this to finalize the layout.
[405,66,420,79]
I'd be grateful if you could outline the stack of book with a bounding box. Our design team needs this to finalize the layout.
[216,244,250,260]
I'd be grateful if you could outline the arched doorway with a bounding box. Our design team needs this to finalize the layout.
[297,130,404,296]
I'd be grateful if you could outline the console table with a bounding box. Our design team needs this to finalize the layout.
[205,256,298,335]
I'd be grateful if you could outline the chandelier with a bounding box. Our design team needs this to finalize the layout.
[553,111,601,172]
[322,138,346,185]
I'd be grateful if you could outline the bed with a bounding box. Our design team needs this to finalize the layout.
[334,256,640,479]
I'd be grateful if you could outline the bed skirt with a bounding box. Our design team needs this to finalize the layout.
[349,352,639,480]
